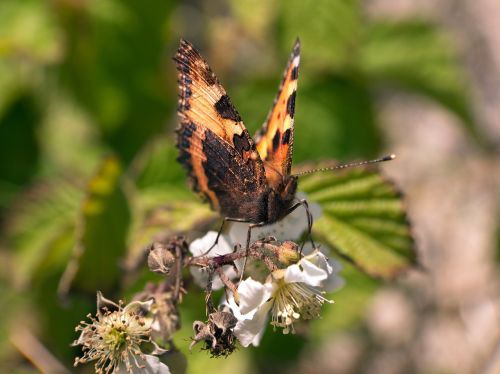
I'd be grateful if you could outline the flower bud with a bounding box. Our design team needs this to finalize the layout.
[148,242,176,274]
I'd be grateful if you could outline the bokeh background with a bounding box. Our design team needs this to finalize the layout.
[0,0,499,373]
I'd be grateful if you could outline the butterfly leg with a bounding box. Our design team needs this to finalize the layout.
[205,217,266,283]
[238,221,266,283]
[200,219,227,256]
[285,199,316,253]
[201,217,250,256]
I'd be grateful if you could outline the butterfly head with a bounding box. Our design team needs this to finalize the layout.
[276,174,298,215]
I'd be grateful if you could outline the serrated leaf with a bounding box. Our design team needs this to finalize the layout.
[9,180,82,288]
[300,167,415,279]
[60,156,131,293]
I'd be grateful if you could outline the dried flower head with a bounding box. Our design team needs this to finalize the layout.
[134,283,182,343]
[147,236,187,274]
[190,310,238,357]
[73,292,160,373]
[148,243,176,274]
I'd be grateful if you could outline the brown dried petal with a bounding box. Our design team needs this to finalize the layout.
[148,243,176,274]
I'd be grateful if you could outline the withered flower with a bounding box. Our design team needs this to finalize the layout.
[73,292,169,373]
[190,310,238,357]
[134,283,182,344]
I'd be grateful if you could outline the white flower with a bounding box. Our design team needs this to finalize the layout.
[228,193,322,244]
[224,278,272,347]
[300,244,345,292]
[73,292,168,374]
[189,231,240,290]
[227,249,342,346]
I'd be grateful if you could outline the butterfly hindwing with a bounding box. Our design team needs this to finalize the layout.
[177,120,268,221]
[255,39,300,187]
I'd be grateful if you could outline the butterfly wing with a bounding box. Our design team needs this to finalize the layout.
[175,39,267,221]
[175,39,255,152]
[254,39,300,187]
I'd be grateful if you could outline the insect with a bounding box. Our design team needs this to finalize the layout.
[174,39,393,256]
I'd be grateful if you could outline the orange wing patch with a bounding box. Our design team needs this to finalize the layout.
[255,39,300,187]
[176,120,220,210]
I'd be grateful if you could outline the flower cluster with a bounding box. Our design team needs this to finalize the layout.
[226,249,341,346]
[73,194,344,371]
[187,195,344,348]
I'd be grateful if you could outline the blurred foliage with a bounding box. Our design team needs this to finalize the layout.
[0,0,476,373]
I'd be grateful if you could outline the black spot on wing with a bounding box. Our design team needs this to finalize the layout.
[291,66,299,80]
[215,95,242,122]
[233,132,252,154]
[282,128,291,145]
[272,130,281,151]
[286,91,296,119]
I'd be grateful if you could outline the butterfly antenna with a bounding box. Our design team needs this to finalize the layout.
[294,154,396,177]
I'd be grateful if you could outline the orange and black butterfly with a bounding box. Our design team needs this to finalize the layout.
[174,39,309,245]
[174,39,393,249]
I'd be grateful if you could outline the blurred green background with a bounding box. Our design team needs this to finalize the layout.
[1,1,498,373]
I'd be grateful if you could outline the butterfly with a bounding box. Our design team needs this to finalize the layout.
[174,38,310,249]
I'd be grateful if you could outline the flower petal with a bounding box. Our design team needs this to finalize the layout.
[189,231,232,257]
[304,250,333,275]
[285,261,327,286]
[300,246,345,292]
[322,258,345,292]
[123,299,154,315]
[238,278,273,315]
[189,232,237,290]
[96,291,120,318]
[234,301,272,347]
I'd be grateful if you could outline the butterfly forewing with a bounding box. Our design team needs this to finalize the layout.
[254,39,300,188]
[174,39,258,161]
[175,39,267,220]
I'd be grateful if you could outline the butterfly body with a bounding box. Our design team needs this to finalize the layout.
[175,39,301,227]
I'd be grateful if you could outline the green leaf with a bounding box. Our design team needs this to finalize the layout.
[60,156,131,293]
[9,180,82,288]
[300,167,415,279]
